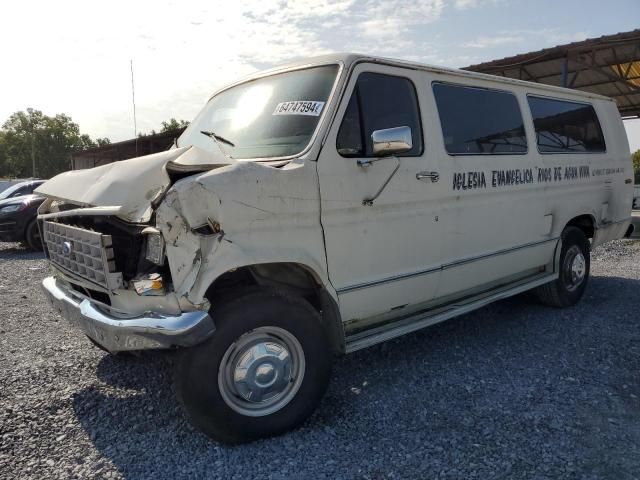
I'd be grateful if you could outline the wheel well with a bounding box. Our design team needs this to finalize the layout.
[566,215,595,239]
[205,263,345,355]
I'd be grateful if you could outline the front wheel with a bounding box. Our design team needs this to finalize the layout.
[25,219,42,251]
[175,290,333,444]
[535,226,590,308]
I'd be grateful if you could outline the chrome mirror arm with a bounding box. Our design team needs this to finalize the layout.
[357,156,390,168]
[362,156,400,206]
[357,126,411,205]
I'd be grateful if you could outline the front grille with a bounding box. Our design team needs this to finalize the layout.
[43,221,123,290]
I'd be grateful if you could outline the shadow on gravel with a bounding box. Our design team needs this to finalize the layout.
[71,275,640,479]
[0,242,45,260]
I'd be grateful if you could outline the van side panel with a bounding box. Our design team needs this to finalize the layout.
[318,60,631,335]
[427,74,557,300]
[412,75,631,303]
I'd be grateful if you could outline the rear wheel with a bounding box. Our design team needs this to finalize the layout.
[25,219,42,251]
[175,290,333,444]
[535,226,590,307]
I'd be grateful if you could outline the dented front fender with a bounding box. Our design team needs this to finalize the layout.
[156,159,334,306]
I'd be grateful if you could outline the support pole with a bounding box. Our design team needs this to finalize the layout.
[131,59,138,156]
[561,56,568,88]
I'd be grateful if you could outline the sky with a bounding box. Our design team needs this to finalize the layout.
[1,0,639,149]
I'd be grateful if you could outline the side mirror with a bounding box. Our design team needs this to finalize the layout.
[371,126,412,156]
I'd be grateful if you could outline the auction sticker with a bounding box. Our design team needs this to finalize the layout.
[273,100,325,116]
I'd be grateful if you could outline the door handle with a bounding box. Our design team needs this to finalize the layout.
[416,171,439,182]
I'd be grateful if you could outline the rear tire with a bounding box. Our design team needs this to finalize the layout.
[535,226,590,308]
[175,290,333,444]
[25,219,42,251]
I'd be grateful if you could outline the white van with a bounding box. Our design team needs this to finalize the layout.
[37,54,633,443]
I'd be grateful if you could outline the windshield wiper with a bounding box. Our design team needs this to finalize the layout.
[200,130,235,147]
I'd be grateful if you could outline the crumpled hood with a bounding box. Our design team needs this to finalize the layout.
[35,145,234,223]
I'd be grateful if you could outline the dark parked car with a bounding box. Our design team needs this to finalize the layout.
[0,180,45,200]
[0,194,45,250]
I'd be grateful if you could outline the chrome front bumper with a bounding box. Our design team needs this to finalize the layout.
[41,276,215,352]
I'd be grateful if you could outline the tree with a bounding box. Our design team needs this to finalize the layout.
[135,119,190,138]
[160,118,189,134]
[0,108,108,179]
[633,149,640,184]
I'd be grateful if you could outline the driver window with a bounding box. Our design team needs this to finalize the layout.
[336,72,423,157]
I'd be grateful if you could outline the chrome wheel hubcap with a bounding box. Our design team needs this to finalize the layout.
[218,327,305,417]
[564,245,586,291]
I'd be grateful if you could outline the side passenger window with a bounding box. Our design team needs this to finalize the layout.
[337,72,423,157]
[432,83,527,154]
[527,96,606,153]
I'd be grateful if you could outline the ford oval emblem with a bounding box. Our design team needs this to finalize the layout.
[62,241,73,256]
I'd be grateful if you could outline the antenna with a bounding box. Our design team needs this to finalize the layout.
[130,59,138,155]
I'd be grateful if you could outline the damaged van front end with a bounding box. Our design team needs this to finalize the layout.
[37,61,341,354]
[36,146,231,352]
[36,146,323,352]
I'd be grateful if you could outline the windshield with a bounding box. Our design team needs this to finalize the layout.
[178,64,339,159]
[0,182,31,200]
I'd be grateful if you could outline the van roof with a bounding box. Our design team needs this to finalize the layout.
[240,52,613,104]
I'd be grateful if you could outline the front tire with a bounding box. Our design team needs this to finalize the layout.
[535,226,590,307]
[25,219,42,251]
[175,290,333,444]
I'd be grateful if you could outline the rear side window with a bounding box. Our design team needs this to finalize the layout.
[527,96,605,153]
[432,83,527,155]
[337,72,423,157]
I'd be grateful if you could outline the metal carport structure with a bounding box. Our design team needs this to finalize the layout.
[464,29,640,119]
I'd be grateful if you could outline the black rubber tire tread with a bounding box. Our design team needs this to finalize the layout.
[174,289,333,444]
[535,227,590,308]
[24,219,42,251]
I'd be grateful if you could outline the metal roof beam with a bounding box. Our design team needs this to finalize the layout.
[500,63,611,84]
[570,77,640,90]
[572,57,640,92]
[519,66,539,82]
[623,43,639,78]
[568,70,580,88]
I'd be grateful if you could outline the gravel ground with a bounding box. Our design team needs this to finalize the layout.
[1,239,639,479]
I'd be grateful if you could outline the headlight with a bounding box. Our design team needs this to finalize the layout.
[0,203,24,213]
[143,229,165,265]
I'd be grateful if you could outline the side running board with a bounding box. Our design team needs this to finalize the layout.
[345,272,558,353]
